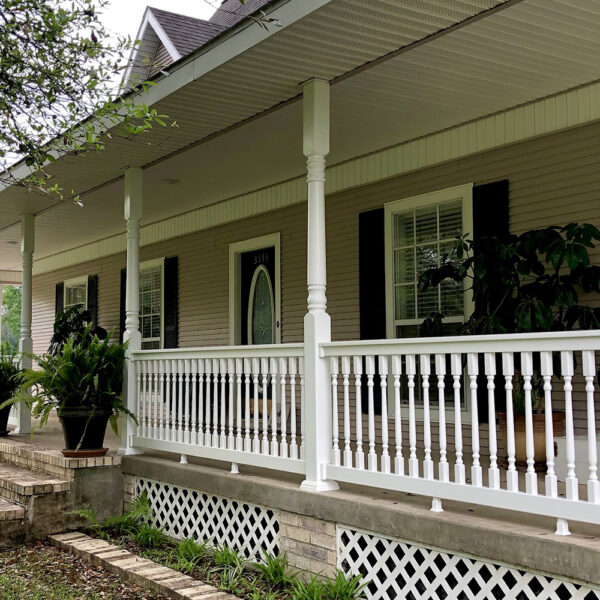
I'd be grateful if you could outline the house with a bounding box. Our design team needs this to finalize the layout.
[1,0,600,597]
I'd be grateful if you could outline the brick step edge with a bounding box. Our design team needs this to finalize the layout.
[49,532,241,600]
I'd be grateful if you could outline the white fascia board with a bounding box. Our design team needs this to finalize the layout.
[146,10,182,62]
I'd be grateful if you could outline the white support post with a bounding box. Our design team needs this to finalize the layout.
[300,78,338,492]
[119,168,144,455]
[16,215,34,435]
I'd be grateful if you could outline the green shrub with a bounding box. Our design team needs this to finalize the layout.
[133,524,165,549]
[325,570,367,600]
[291,574,327,599]
[256,551,296,588]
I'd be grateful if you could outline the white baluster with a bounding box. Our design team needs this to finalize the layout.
[435,354,449,482]
[406,355,418,477]
[212,359,220,448]
[270,357,279,457]
[177,359,184,443]
[330,357,341,466]
[198,358,205,447]
[366,356,377,472]
[521,351,537,495]
[451,354,465,485]
[140,361,147,438]
[299,357,305,460]
[158,359,165,441]
[467,353,482,487]
[379,356,390,475]
[183,359,191,445]
[279,358,288,458]
[583,350,600,504]
[392,356,404,475]
[190,359,198,446]
[353,356,365,470]
[252,357,261,453]
[420,355,433,480]
[219,358,227,448]
[243,357,252,452]
[289,357,298,459]
[342,356,353,468]
[204,360,212,447]
[228,358,235,451]
[261,357,269,455]
[484,353,500,490]
[502,353,518,492]
[561,351,578,500]
[152,361,160,440]
[235,358,243,451]
[540,352,557,498]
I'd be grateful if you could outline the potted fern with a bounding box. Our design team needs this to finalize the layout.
[6,307,134,456]
[419,222,600,466]
[0,343,23,437]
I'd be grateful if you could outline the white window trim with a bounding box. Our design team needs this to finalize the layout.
[63,276,88,310]
[229,233,281,346]
[384,184,474,420]
[139,257,165,350]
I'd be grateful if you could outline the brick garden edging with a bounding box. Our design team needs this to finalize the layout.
[49,532,240,600]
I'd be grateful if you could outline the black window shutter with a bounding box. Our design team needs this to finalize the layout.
[87,275,98,326]
[119,268,126,343]
[359,208,386,415]
[472,180,510,422]
[163,256,178,349]
[472,180,509,240]
[55,282,64,317]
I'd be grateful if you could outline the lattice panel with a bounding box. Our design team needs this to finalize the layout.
[134,478,279,560]
[338,527,600,600]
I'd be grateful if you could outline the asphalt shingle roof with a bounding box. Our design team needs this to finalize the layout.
[208,0,274,28]
[149,7,227,57]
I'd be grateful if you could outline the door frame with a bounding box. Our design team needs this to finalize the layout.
[229,232,281,345]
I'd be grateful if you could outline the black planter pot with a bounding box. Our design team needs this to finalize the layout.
[0,404,11,437]
[58,407,112,452]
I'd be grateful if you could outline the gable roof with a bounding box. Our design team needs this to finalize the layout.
[209,0,274,28]
[150,7,226,57]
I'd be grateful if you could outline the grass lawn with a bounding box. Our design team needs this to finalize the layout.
[0,543,168,600]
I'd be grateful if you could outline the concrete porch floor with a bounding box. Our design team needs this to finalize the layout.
[7,411,121,452]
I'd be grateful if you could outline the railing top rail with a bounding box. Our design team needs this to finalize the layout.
[131,342,304,361]
[320,329,600,357]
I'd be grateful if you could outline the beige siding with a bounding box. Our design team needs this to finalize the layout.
[32,122,600,445]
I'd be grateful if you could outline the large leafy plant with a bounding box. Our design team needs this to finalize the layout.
[0,342,23,407]
[48,305,107,356]
[11,326,131,433]
[418,223,600,411]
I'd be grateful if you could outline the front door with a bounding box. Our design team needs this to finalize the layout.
[240,246,276,345]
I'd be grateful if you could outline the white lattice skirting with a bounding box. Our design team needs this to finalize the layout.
[338,526,600,600]
[134,477,279,560]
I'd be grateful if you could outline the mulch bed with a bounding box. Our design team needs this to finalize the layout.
[0,542,170,600]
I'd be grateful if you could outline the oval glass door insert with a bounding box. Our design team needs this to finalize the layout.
[247,264,275,345]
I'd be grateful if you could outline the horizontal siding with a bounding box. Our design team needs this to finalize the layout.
[32,122,600,446]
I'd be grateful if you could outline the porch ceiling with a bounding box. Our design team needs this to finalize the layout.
[1,0,600,272]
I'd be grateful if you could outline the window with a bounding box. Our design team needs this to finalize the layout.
[139,259,164,350]
[64,277,88,310]
[385,184,473,339]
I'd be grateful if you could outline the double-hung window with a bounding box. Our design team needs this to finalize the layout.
[139,258,164,350]
[385,184,473,339]
[64,277,88,310]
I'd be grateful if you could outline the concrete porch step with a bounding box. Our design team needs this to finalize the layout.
[0,462,70,505]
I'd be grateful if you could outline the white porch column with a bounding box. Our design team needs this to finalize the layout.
[119,167,143,454]
[16,215,34,435]
[300,79,338,492]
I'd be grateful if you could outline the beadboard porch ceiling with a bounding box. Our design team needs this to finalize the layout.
[1,0,600,271]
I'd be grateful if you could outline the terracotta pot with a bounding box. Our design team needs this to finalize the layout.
[499,412,565,469]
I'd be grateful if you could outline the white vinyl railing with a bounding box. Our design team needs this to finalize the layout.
[130,344,305,475]
[321,331,600,531]
[128,331,600,532]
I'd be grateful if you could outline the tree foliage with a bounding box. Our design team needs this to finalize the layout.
[0,285,21,349]
[0,0,168,199]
